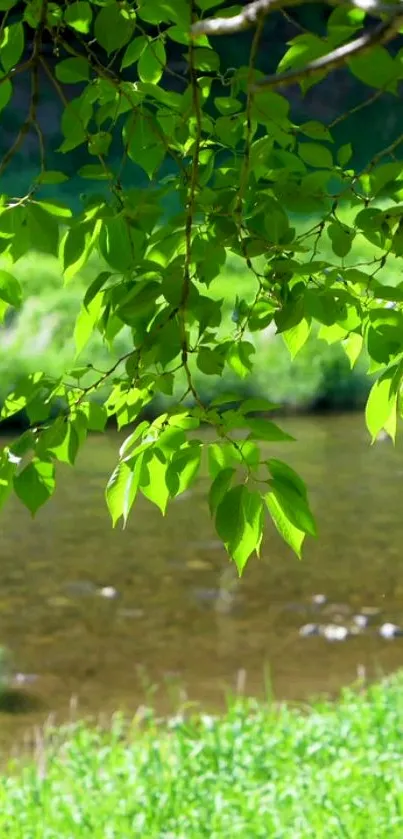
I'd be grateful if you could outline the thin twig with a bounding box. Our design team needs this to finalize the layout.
[180,0,204,410]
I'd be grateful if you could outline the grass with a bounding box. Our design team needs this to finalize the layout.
[2,673,403,837]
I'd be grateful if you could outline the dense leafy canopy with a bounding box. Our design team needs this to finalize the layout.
[0,0,403,572]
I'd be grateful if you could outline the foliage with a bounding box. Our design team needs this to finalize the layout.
[2,674,403,836]
[0,251,370,419]
[0,0,403,571]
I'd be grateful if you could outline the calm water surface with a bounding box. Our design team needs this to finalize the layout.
[1,413,403,750]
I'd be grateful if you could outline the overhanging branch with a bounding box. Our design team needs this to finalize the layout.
[191,0,403,89]
[253,14,403,88]
[191,0,400,35]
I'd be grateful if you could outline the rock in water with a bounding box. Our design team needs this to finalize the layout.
[320,624,349,642]
[379,622,403,639]
[299,623,319,637]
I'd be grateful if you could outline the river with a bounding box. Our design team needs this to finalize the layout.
[1,413,403,752]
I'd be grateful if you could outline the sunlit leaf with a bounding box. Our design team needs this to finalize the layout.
[14,459,55,515]
[0,22,24,72]
[139,448,170,514]
[166,443,202,498]
[365,367,398,442]
[64,1,92,33]
[215,484,264,574]
[265,492,305,558]
[106,460,132,527]
[282,318,311,359]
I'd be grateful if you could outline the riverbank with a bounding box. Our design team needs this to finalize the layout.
[2,673,403,837]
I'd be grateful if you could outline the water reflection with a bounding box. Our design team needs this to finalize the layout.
[1,414,403,749]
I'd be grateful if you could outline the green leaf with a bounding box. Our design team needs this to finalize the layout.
[239,398,277,414]
[55,58,90,83]
[35,170,69,185]
[119,422,150,459]
[282,318,311,359]
[298,143,333,169]
[0,79,12,113]
[166,444,202,498]
[82,402,108,432]
[227,342,255,378]
[337,143,353,167]
[215,485,264,573]
[197,346,225,376]
[267,458,308,500]
[98,216,137,273]
[14,459,55,515]
[64,1,92,33]
[106,460,131,527]
[208,467,235,516]
[246,418,295,443]
[208,442,238,479]
[74,294,103,356]
[299,121,333,142]
[214,96,241,115]
[365,367,398,442]
[94,4,135,54]
[121,36,148,69]
[138,39,166,84]
[138,0,189,25]
[0,450,16,511]
[61,221,99,282]
[78,164,112,181]
[122,455,144,527]
[349,46,399,91]
[27,204,59,256]
[277,33,328,90]
[40,421,80,466]
[139,448,170,514]
[88,131,112,156]
[83,271,111,309]
[265,492,305,558]
[0,23,24,72]
[327,222,355,257]
[1,375,43,420]
[0,269,21,308]
[343,333,363,368]
[268,476,316,537]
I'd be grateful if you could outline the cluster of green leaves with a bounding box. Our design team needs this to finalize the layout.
[0,0,403,572]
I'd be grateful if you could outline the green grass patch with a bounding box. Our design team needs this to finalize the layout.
[2,673,403,837]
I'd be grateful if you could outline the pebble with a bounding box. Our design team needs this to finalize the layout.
[98,586,119,599]
[299,623,320,637]
[311,594,327,607]
[320,624,349,642]
[379,622,403,639]
[12,673,38,686]
[352,614,369,630]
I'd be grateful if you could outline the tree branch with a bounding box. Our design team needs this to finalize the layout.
[252,13,403,88]
[191,0,401,36]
